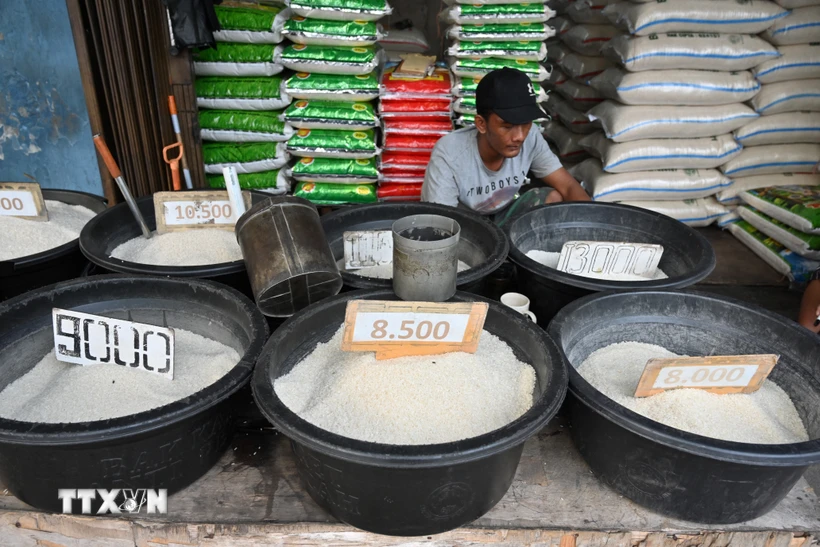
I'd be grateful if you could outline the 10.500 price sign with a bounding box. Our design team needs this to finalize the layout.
[154,190,252,234]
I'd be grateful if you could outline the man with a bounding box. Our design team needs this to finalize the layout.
[421,67,590,215]
[799,268,820,334]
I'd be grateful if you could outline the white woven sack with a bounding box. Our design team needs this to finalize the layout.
[763,7,820,46]
[720,143,820,176]
[547,43,573,64]
[716,173,820,204]
[543,120,590,160]
[603,33,780,72]
[551,16,574,37]
[750,79,820,115]
[602,0,788,36]
[616,198,729,227]
[734,112,820,146]
[562,52,616,81]
[588,101,758,142]
[570,158,732,201]
[589,68,760,106]
[754,44,820,84]
[544,67,570,89]
[561,24,622,56]
[545,95,602,133]
[580,132,742,172]
[774,0,820,7]
[555,79,605,111]
[566,2,610,24]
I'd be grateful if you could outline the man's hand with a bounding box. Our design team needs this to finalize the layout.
[798,279,820,333]
[542,168,591,202]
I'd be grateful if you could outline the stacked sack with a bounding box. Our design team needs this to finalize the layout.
[378,65,454,202]
[718,0,820,278]
[541,0,619,166]
[279,0,390,206]
[443,0,557,127]
[566,0,793,228]
[194,2,293,193]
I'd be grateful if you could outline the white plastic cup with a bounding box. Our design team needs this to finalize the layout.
[501,292,537,322]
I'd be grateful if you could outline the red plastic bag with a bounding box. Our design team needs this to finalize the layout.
[380,173,425,184]
[383,118,453,136]
[383,134,442,152]
[378,183,423,200]
[380,67,452,99]
[380,98,452,114]
[380,151,431,171]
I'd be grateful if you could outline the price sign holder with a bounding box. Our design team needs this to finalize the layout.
[154,190,252,234]
[342,300,488,360]
[558,241,663,279]
[344,230,393,269]
[634,354,778,398]
[52,308,175,380]
[0,182,48,221]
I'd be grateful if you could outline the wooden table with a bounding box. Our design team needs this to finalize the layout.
[2,229,816,546]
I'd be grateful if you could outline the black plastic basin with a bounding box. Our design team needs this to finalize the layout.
[505,202,715,325]
[252,289,567,536]
[79,191,271,296]
[0,275,268,512]
[320,203,509,297]
[1,189,107,301]
[549,290,820,524]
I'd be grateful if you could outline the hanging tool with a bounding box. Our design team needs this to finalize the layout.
[93,135,153,239]
[223,167,247,221]
[163,142,184,191]
[168,95,193,188]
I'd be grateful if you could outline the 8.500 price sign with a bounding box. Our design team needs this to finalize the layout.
[342,300,488,360]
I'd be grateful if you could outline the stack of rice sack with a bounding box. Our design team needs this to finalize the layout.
[378,66,454,202]
[278,0,390,206]
[564,0,794,228]
[194,2,293,193]
[541,0,619,166]
[443,0,556,127]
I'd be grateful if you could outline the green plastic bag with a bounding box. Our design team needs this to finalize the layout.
[283,100,377,130]
[279,44,379,75]
[448,40,547,61]
[202,142,289,174]
[445,3,553,24]
[451,57,548,81]
[453,75,545,101]
[213,5,288,43]
[294,181,378,205]
[199,110,293,142]
[454,96,477,115]
[455,113,476,126]
[728,220,820,284]
[196,76,291,110]
[207,169,289,195]
[287,128,378,159]
[447,22,554,42]
[741,186,820,235]
[194,43,283,76]
[291,156,379,183]
[283,16,381,46]
[285,71,379,102]
[288,0,391,22]
[738,206,820,260]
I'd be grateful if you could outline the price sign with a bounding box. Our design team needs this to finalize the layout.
[52,308,175,380]
[344,230,393,269]
[634,354,778,398]
[153,190,252,234]
[0,182,48,221]
[558,241,663,279]
[342,300,488,360]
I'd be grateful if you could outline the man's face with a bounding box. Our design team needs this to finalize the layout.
[476,112,532,159]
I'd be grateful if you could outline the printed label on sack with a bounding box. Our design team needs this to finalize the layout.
[634,355,778,398]
[557,241,664,279]
[154,190,251,234]
[0,182,48,220]
[342,301,488,360]
[344,230,392,269]
[52,308,175,380]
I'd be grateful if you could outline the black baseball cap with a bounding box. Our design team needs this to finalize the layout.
[476,67,545,125]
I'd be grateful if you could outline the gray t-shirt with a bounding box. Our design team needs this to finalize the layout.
[421,126,563,214]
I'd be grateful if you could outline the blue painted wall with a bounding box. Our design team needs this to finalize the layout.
[0,1,103,195]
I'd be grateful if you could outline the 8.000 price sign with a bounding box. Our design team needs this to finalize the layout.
[342,300,488,360]
[634,355,778,398]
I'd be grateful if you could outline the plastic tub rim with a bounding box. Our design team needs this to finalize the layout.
[0,274,269,446]
[549,288,820,467]
[2,189,107,272]
[322,202,510,289]
[505,202,717,291]
[252,288,568,469]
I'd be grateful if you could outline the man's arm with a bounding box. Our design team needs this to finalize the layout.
[421,152,460,207]
[798,278,820,333]
[542,167,591,202]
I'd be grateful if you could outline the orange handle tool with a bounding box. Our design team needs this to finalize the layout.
[163,142,183,191]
